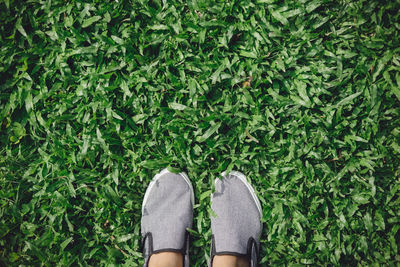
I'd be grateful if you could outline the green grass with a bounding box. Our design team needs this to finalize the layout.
[1,0,400,265]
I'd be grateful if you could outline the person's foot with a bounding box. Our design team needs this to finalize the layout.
[141,169,194,267]
[210,171,262,267]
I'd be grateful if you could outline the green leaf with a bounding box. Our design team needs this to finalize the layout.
[82,16,101,28]
[60,237,73,251]
[16,22,27,38]
[372,52,392,82]
[363,213,373,233]
[392,73,400,101]
[294,80,311,107]
[239,50,258,59]
[271,10,288,25]
[141,160,168,169]
[196,122,221,142]
[150,24,169,30]
[112,167,119,185]
[132,114,147,124]
[352,194,370,204]
[306,0,322,13]
[116,234,134,243]
[336,92,362,106]
[12,122,25,137]
[25,93,33,112]
[374,211,385,230]
[169,102,188,111]
[199,190,212,201]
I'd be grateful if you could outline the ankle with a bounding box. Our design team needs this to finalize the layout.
[148,252,183,267]
[212,255,250,267]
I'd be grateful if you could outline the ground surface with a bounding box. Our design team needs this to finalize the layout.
[1,0,400,266]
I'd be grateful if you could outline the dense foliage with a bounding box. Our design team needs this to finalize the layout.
[1,0,399,265]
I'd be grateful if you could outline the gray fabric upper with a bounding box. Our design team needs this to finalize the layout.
[141,170,193,266]
[211,171,262,256]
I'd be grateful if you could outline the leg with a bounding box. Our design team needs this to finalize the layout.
[213,255,250,267]
[149,252,183,267]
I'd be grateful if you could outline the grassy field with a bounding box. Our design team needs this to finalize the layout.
[1,0,400,265]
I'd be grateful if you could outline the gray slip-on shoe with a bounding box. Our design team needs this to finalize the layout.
[141,169,194,267]
[210,171,263,267]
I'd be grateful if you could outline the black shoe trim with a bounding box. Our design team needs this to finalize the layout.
[247,237,259,267]
[210,234,259,266]
[142,231,189,267]
[141,232,153,254]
